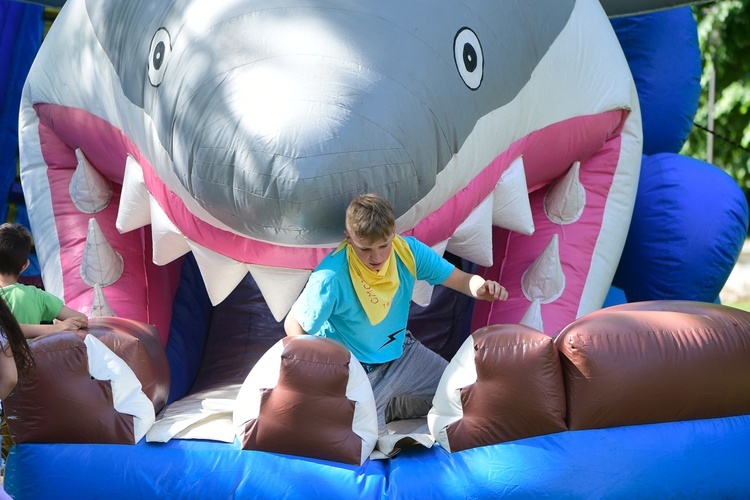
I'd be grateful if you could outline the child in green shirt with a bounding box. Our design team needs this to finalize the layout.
[0,223,87,338]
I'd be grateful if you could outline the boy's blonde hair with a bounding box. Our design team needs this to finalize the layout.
[345,194,395,242]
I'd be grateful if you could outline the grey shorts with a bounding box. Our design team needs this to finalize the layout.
[366,332,448,435]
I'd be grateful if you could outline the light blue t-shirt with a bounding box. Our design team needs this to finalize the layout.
[291,236,454,364]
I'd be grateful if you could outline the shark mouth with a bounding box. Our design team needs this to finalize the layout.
[16,0,643,451]
[26,102,630,341]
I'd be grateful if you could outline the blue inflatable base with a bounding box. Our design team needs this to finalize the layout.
[6,415,750,498]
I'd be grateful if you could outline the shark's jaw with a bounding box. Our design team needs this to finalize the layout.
[30,101,629,339]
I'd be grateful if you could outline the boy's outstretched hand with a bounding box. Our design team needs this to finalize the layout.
[443,269,509,302]
[474,279,508,301]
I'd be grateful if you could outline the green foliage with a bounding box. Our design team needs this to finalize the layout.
[682,0,750,191]
[725,300,750,311]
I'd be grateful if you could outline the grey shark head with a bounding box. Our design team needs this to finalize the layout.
[86,0,574,244]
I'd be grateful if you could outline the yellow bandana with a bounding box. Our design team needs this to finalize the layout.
[336,235,416,325]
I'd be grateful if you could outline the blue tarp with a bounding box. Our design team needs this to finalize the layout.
[0,0,43,215]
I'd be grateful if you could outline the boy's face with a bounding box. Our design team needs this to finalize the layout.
[344,230,395,271]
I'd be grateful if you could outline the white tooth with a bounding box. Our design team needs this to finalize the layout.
[80,218,124,287]
[519,299,544,332]
[150,197,191,265]
[90,283,116,317]
[69,148,112,214]
[187,241,248,306]
[492,155,535,235]
[247,264,311,322]
[446,196,494,267]
[544,161,586,225]
[116,155,152,232]
[521,234,565,303]
[411,239,448,307]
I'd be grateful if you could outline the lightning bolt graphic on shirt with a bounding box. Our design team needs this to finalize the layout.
[379,328,404,349]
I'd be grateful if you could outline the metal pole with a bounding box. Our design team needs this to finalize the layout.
[707,58,715,164]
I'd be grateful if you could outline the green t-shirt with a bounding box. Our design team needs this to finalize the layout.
[0,282,64,324]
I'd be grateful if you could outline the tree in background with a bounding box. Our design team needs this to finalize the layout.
[683,0,750,194]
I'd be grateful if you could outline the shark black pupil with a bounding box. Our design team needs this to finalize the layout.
[463,43,477,72]
[153,42,165,70]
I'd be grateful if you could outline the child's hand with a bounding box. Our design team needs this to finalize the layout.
[475,280,508,301]
[54,316,88,331]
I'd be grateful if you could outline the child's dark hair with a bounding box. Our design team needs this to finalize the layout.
[0,298,34,376]
[0,223,32,277]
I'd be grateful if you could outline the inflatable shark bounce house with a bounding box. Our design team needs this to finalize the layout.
[2,0,750,497]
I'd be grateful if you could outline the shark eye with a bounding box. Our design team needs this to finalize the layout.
[454,27,483,90]
[148,28,172,87]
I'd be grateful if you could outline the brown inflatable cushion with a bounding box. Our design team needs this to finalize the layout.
[240,335,364,465]
[90,316,170,410]
[443,324,567,452]
[4,317,169,444]
[556,300,750,430]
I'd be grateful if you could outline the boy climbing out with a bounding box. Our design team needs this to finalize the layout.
[284,193,507,438]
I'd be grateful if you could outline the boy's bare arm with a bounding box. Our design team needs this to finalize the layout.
[55,305,88,330]
[21,319,87,339]
[21,305,88,339]
[442,268,508,302]
[284,311,308,336]
[57,305,88,322]
[20,323,50,339]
